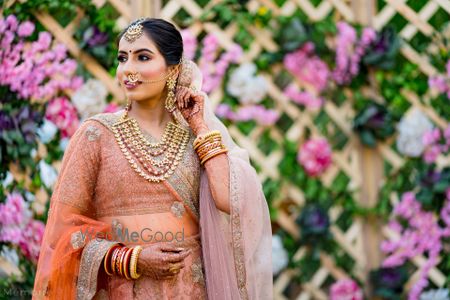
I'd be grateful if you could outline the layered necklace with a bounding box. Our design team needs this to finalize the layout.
[112,110,190,183]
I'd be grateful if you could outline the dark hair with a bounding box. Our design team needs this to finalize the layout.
[117,18,183,66]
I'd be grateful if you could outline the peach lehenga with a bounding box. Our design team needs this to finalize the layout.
[32,61,273,300]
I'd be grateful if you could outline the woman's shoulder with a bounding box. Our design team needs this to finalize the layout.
[85,109,125,129]
[69,110,124,145]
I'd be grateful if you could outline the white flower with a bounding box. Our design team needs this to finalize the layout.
[226,63,268,105]
[396,108,433,157]
[2,171,13,188]
[37,119,58,144]
[420,289,450,300]
[272,235,288,275]
[25,191,35,202]
[39,160,58,189]
[71,79,108,120]
[30,148,37,159]
[0,246,20,268]
[59,137,69,151]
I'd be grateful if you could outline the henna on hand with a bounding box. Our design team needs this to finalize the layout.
[136,243,191,280]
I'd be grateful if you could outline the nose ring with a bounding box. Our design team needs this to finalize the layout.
[127,73,140,83]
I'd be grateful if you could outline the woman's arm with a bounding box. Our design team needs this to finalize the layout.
[195,125,230,214]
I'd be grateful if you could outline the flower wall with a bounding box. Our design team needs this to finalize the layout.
[1,0,450,299]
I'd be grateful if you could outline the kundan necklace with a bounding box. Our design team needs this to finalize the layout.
[112,110,190,183]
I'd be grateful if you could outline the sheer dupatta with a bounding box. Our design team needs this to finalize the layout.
[32,121,118,300]
[177,60,273,299]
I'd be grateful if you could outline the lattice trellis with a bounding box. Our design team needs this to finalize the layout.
[2,0,449,298]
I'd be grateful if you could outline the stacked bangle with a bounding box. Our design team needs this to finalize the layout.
[194,130,228,165]
[130,246,143,280]
[103,245,143,280]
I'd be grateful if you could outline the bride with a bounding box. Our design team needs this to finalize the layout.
[32,17,272,300]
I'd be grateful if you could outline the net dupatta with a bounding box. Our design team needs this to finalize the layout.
[32,120,120,300]
[180,60,273,299]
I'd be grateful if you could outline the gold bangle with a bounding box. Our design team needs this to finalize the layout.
[201,148,228,165]
[130,246,143,280]
[199,143,226,160]
[123,247,134,280]
[199,147,225,162]
[193,130,221,148]
[104,244,121,276]
[196,141,223,157]
[194,130,220,143]
[194,135,221,150]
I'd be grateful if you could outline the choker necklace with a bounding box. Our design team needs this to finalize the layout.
[112,110,190,182]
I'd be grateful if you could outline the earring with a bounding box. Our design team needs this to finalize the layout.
[125,97,132,113]
[165,75,177,113]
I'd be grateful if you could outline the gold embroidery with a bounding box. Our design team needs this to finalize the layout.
[191,257,205,286]
[85,125,101,141]
[71,231,86,250]
[166,132,201,220]
[230,159,249,300]
[96,202,173,218]
[76,239,119,300]
[171,201,185,218]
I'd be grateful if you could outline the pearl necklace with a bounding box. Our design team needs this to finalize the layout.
[112,111,190,183]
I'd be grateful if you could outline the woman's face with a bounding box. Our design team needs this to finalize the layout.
[116,34,173,102]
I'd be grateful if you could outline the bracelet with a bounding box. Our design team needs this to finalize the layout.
[104,245,138,280]
[196,141,223,157]
[194,135,222,151]
[198,141,226,159]
[193,130,221,148]
[115,247,127,276]
[111,247,121,275]
[118,247,128,277]
[199,145,226,162]
[130,246,143,280]
[104,244,121,276]
[123,247,134,280]
[201,148,228,165]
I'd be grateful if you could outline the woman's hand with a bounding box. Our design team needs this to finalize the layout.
[136,243,192,280]
[176,86,208,136]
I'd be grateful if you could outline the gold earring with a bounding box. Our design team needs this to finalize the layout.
[165,75,177,113]
[125,97,132,113]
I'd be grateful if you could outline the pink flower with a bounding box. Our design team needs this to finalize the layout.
[283,42,329,92]
[215,103,233,119]
[382,191,450,299]
[423,145,442,164]
[181,29,197,60]
[422,128,441,146]
[198,33,243,93]
[215,104,279,126]
[0,17,82,102]
[5,15,18,31]
[45,97,80,138]
[428,76,447,93]
[333,22,376,85]
[298,138,332,177]
[0,192,28,226]
[284,84,324,110]
[19,220,45,263]
[330,279,364,300]
[17,21,35,37]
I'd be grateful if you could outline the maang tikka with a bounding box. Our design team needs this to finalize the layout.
[124,19,145,43]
